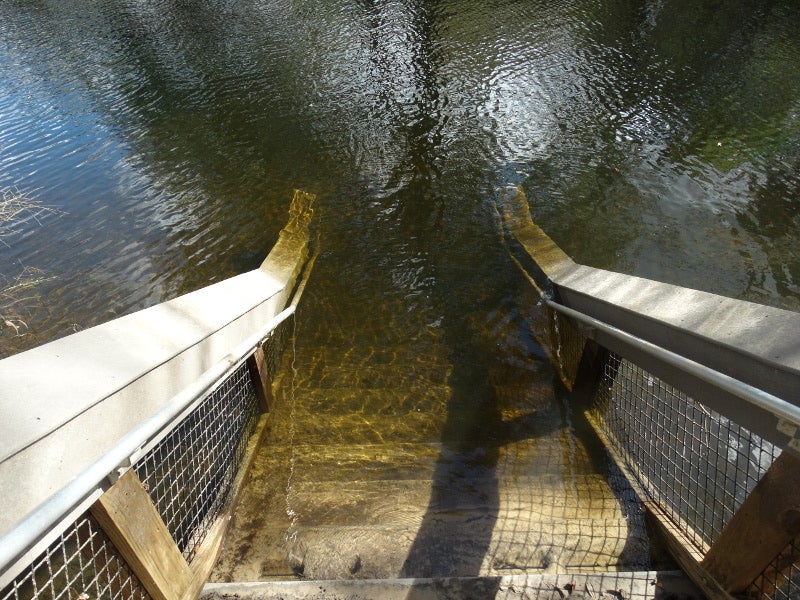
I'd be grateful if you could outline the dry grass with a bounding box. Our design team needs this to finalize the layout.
[0,188,56,233]
[1,266,56,333]
[1,189,60,337]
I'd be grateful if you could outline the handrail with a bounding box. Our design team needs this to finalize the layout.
[498,186,800,600]
[545,298,800,430]
[0,304,295,578]
[498,186,800,453]
[0,189,317,589]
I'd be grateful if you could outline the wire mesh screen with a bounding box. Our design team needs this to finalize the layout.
[750,537,800,600]
[134,362,260,562]
[261,315,294,385]
[0,514,149,600]
[591,355,780,551]
[526,299,585,391]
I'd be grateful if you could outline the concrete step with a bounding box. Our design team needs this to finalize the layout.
[212,436,650,582]
[270,387,451,417]
[271,378,556,417]
[291,362,452,390]
[214,497,648,581]
[246,439,623,489]
[224,474,639,532]
[266,410,449,445]
[289,344,451,371]
[203,571,702,600]
[212,517,650,581]
[294,303,443,349]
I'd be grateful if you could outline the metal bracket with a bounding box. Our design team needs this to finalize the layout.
[107,447,143,485]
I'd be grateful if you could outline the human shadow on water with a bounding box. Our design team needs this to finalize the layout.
[398,313,660,598]
[398,307,565,598]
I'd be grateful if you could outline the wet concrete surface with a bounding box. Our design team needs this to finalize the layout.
[210,297,660,582]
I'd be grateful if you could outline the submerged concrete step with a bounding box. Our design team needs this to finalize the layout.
[212,432,650,582]
[213,309,661,583]
[270,386,452,417]
[291,363,452,390]
[203,571,701,600]
[213,516,649,581]
[288,344,451,371]
[271,380,555,417]
[266,410,449,445]
[220,473,638,536]
[249,431,616,491]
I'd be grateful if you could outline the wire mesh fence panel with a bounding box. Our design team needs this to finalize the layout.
[134,362,260,562]
[525,300,585,391]
[750,537,800,600]
[592,355,780,551]
[0,514,149,600]
[261,316,294,385]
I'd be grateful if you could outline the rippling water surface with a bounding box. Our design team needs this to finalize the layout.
[1,0,799,357]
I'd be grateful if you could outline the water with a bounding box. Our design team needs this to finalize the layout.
[3,0,798,583]
[1,0,799,357]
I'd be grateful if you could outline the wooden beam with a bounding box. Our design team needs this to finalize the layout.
[247,347,273,412]
[91,470,193,600]
[702,451,800,593]
[643,499,733,600]
[184,517,229,600]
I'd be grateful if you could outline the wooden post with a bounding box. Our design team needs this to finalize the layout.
[247,346,273,412]
[702,451,800,593]
[91,470,193,600]
[570,339,612,406]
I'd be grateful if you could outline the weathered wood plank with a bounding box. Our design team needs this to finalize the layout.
[247,347,272,412]
[702,451,800,593]
[91,470,193,600]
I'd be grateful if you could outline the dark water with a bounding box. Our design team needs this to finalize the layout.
[1,0,799,358]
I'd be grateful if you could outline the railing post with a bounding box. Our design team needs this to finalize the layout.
[90,470,193,600]
[702,451,800,594]
[247,346,273,412]
[570,338,613,404]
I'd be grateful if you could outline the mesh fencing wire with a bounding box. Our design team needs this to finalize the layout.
[134,362,260,562]
[750,537,800,600]
[0,514,149,600]
[591,355,781,551]
[261,317,294,385]
[1,358,264,600]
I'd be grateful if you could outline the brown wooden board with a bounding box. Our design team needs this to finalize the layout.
[702,451,800,593]
[91,470,193,600]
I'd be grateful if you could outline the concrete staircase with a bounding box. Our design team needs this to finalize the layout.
[206,293,695,599]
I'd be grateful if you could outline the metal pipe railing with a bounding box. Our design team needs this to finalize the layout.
[546,298,800,431]
[0,304,295,583]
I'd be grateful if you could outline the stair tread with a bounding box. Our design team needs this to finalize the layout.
[202,572,702,600]
[228,475,638,528]
[212,516,651,581]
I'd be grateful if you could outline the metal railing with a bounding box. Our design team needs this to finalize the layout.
[0,191,316,600]
[499,187,800,600]
[0,344,284,600]
[1,513,149,600]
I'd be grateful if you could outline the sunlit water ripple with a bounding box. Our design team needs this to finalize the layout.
[0,0,798,357]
